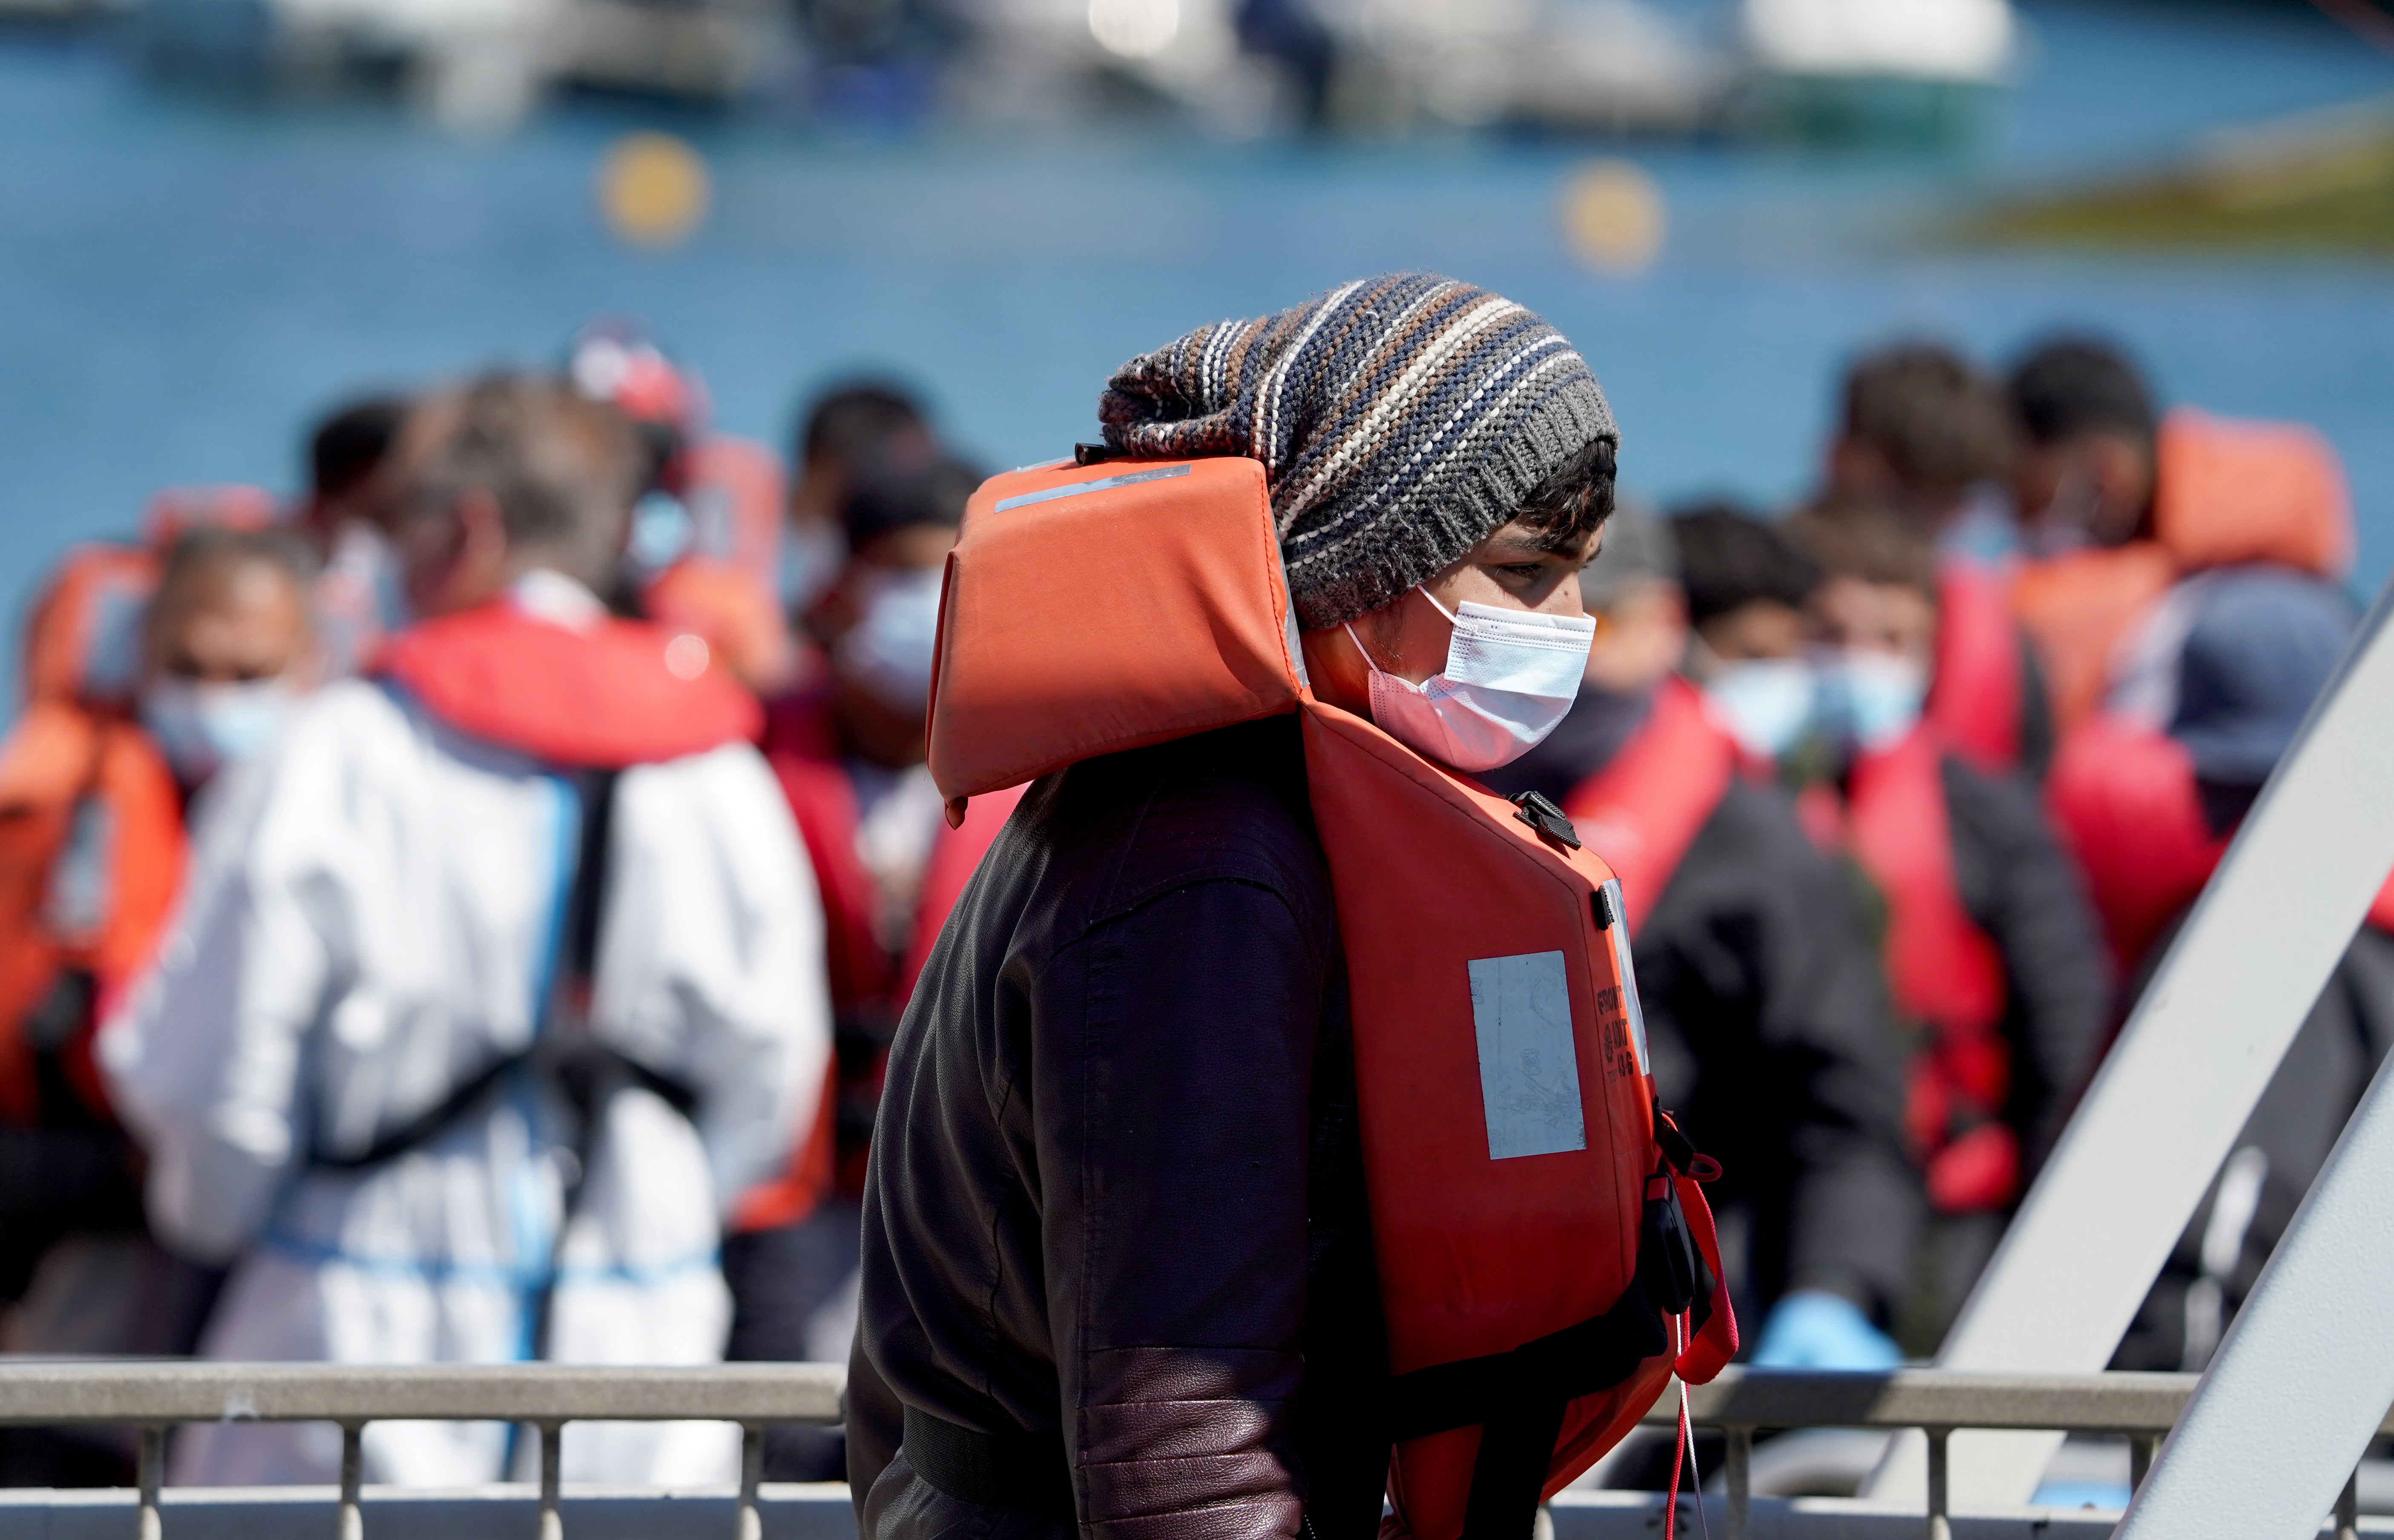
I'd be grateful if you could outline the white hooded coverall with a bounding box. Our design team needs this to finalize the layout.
[101,610,830,1489]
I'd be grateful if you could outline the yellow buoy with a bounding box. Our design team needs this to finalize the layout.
[597,132,711,249]
[1558,159,1666,276]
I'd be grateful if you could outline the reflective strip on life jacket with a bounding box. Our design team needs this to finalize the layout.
[1843,729,2017,1214]
[1557,677,1738,937]
[1928,558,2026,775]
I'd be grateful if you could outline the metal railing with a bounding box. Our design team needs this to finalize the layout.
[4,1361,2385,1540]
[0,1361,844,1540]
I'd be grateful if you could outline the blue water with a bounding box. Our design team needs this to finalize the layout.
[3,0,2392,699]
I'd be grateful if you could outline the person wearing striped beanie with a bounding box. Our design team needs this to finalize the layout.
[1102,272,1619,771]
[847,276,1619,1540]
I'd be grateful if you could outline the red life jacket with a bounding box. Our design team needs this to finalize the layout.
[378,599,761,769]
[1839,729,2017,1215]
[741,700,1024,1227]
[1928,559,2027,775]
[925,454,1734,1540]
[2047,714,2394,979]
[1557,677,1738,936]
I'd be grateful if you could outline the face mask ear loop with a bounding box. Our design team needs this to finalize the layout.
[1341,622,1389,680]
[1415,586,1460,625]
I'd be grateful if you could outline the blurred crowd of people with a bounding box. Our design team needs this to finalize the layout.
[0,308,2372,1490]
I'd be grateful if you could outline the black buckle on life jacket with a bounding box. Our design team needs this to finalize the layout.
[1642,1104,1721,1323]
[1073,442,1127,466]
[1509,790,1582,850]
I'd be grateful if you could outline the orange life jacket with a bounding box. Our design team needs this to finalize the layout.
[1839,729,2017,1215]
[682,435,788,596]
[2047,713,2394,980]
[742,703,1024,1227]
[924,454,1734,1540]
[0,595,190,1134]
[2013,409,2354,734]
[642,556,802,695]
[1928,558,2028,775]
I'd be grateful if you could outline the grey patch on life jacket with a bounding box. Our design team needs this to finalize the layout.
[1468,950,1587,1161]
[993,463,1191,511]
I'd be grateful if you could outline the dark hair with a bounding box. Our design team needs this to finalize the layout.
[152,526,318,626]
[799,380,929,469]
[1511,435,1617,554]
[1669,501,1821,628]
[1840,341,2015,499]
[842,452,984,551]
[1784,496,1939,601]
[2007,334,2157,451]
[308,395,409,502]
[399,374,645,591]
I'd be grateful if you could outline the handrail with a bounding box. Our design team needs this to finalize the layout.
[12,1361,2382,1540]
[0,1360,846,1426]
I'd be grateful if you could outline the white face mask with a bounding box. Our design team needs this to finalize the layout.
[140,675,296,786]
[1345,590,1595,773]
[1816,649,1928,754]
[834,566,946,715]
[1703,658,1816,760]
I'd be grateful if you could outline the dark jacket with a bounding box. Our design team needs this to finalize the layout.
[1939,755,2108,1179]
[1488,685,1922,1329]
[848,716,1388,1540]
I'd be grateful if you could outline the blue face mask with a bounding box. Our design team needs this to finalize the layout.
[140,676,296,786]
[1817,650,1929,753]
[1703,658,1816,759]
[834,566,946,714]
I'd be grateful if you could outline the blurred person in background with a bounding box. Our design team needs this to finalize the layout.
[2005,335,2354,742]
[0,526,319,1479]
[299,394,411,680]
[138,528,321,797]
[2060,583,2394,1371]
[1780,499,2106,1339]
[1670,501,1822,764]
[785,379,935,619]
[99,374,830,1489]
[1481,501,1920,1373]
[729,447,1019,1481]
[565,320,800,694]
[1821,342,2054,781]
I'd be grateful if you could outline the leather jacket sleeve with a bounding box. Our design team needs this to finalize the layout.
[1033,875,1331,1540]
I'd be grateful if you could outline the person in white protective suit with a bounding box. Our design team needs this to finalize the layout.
[100,374,831,1488]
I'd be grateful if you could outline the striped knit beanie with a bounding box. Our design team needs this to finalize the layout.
[1098,273,1617,630]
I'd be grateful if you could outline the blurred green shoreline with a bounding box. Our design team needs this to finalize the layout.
[1965,98,2394,252]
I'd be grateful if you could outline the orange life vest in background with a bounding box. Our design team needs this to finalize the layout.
[1928,559,2028,775]
[643,556,802,695]
[0,541,196,1128]
[682,435,788,597]
[2012,409,2354,734]
[1838,730,2016,1214]
[926,455,1734,1540]
[1557,677,1738,936]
